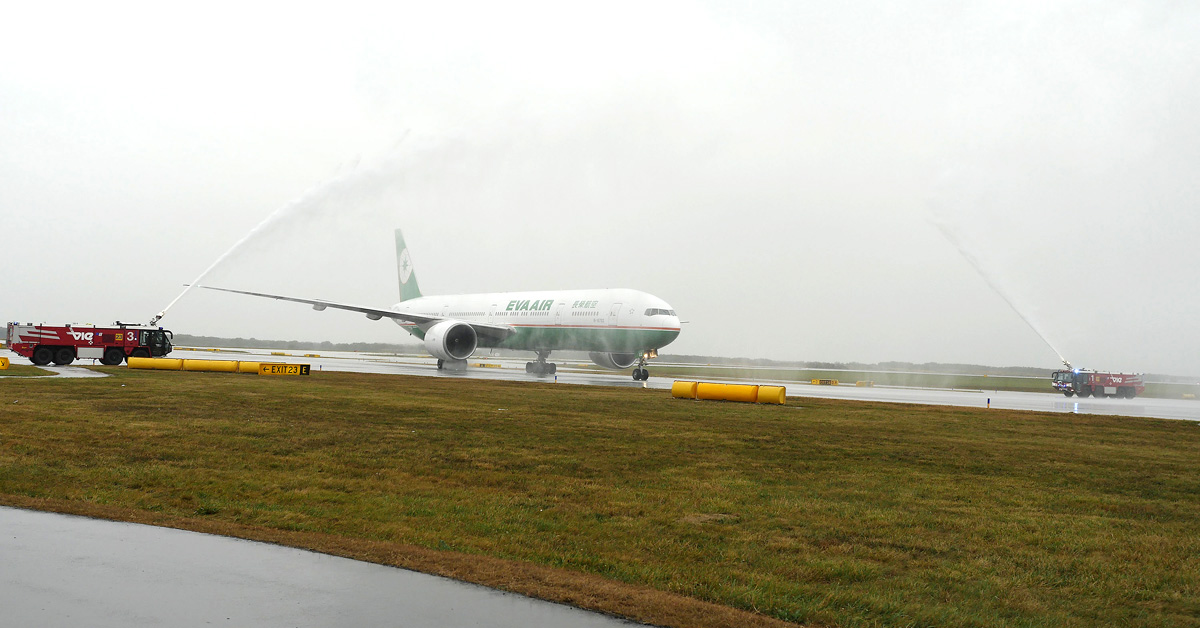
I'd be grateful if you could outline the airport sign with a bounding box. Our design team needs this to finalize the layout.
[259,363,310,376]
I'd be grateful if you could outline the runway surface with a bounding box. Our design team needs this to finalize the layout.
[163,347,1200,422]
[0,506,642,628]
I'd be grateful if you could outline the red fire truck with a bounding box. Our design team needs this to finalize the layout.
[1051,369,1145,399]
[6,322,173,366]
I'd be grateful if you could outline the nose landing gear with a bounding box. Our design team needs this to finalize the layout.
[631,354,650,381]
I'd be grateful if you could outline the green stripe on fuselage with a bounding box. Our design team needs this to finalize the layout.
[404,325,678,353]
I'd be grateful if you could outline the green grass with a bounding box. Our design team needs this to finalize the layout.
[1,368,1198,627]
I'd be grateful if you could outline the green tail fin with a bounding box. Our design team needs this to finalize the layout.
[395,229,422,302]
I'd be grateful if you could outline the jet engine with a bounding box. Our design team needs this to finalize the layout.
[589,352,638,370]
[424,320,478,362]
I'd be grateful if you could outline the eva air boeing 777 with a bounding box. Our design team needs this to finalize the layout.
[205,230,681,380]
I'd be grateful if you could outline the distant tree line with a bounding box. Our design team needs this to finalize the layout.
[659,354,1058,378]
[172,334,423,354]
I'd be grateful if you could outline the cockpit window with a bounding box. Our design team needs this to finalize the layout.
[644,308,676,316]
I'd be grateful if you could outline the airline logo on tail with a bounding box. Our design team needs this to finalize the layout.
[395,229,422,302]
[398,249,413,283]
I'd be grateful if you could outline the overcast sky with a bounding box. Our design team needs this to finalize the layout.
[3,1,1197,375]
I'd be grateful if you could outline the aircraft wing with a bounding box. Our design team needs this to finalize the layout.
[201,286,516,342]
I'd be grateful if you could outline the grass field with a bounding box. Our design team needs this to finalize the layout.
[2,368,1198,627]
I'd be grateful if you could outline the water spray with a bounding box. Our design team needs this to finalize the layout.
[148,131,411,326]
[929,215,1072,367]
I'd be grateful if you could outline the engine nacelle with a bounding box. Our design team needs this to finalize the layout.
[589,352,638,370]
[424,320,478,362]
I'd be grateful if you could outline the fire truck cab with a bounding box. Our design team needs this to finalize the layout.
[6,322,173,366]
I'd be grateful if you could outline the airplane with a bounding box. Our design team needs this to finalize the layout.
[204,229,681,380]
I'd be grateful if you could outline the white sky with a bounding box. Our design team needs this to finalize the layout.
[2,1,1197,375]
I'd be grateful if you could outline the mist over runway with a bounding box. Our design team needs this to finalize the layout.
[162,348,1200,423]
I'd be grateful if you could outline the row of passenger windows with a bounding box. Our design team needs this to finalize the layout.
[445,309,673,318]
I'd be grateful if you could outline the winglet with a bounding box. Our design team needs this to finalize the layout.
[395,229,422,302]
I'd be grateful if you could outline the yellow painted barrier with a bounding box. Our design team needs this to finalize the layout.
[855,381,875,387]
[696,382,727,400]
[472,363,503,368]
[271,352,288,356]
[671,381,698,399]
[724,384,760,403]
[757,386,786,405]
[304,353,320,358]
[679,381,784,404]
[128,358,302,375]
[811,379,839,386]
[128,357,183,370]
[0,357,9,370]
[1185,393,1197,400]
[183,359,238,373]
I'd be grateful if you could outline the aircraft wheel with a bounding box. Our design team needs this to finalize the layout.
[525,362,534,374]
[437,359,444,370]
[101,348,125,366]
[53,347,75,365]
[31,346,53,366]
[548,363,557,374]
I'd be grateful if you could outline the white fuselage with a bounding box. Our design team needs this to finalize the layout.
[392,288,681,354]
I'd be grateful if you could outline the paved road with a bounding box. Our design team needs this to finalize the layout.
[0,506,643,628]
[167,348,1200,422]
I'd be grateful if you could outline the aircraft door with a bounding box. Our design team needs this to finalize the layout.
[555,302,566,325]
[608,303,622,326]
[489,304,497,324]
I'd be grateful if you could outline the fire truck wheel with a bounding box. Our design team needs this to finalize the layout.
[1062,391,1074,397]
[31,347,54,366]
[1077,386,1092,398]
[53,348,75,366]
[101,348,125,366]
[130,349,150,359]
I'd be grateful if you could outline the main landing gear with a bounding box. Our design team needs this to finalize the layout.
[436,359,467,372]
[525,350,556,376]
[631,354,650,381]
